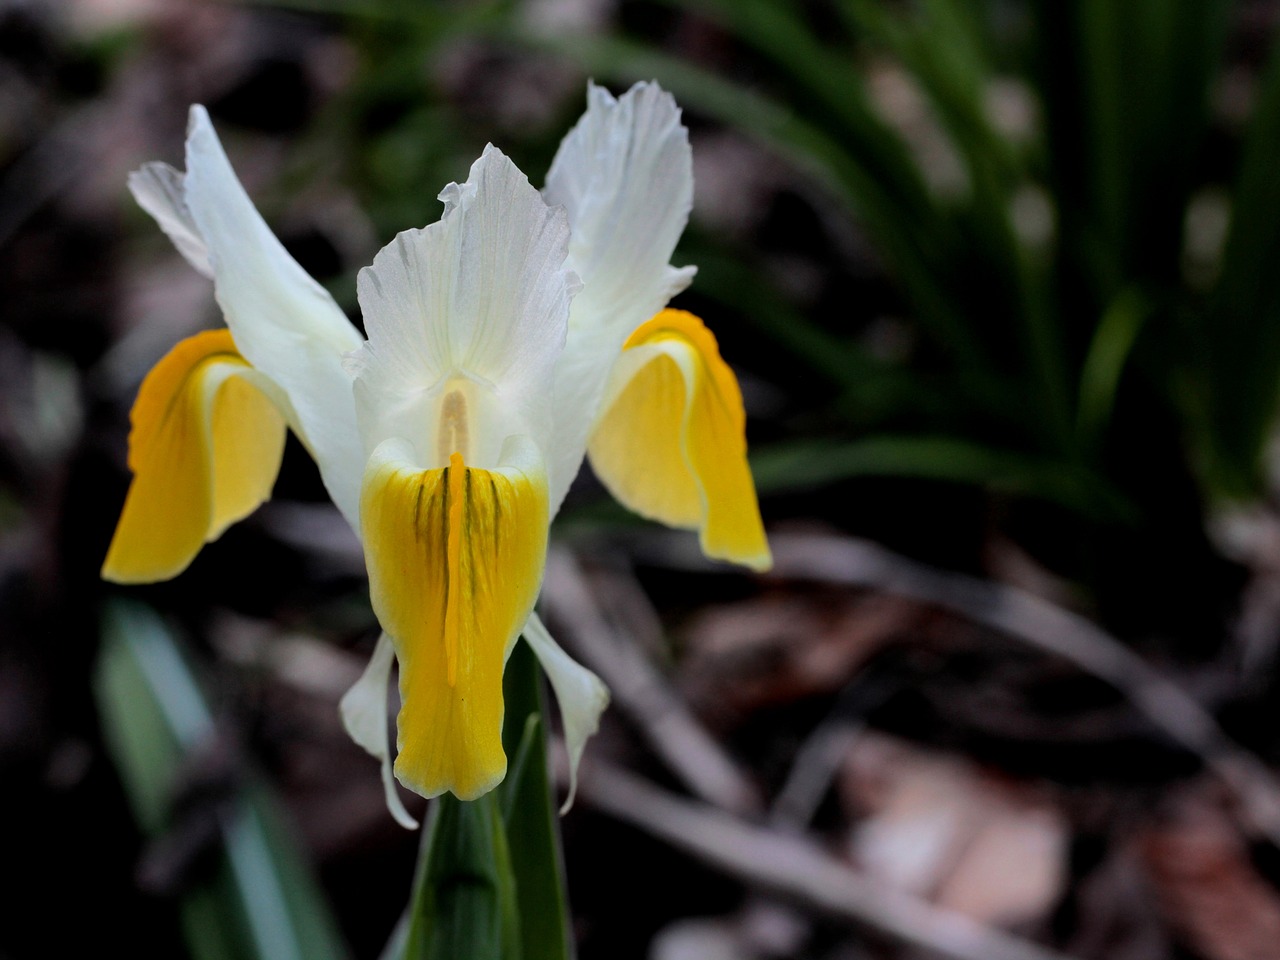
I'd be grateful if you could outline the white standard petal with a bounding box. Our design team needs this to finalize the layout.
[544,80,695,332]
[350,145,578,471]
[180,105,365,528]
[542,81,697,511]
[522,612,610,813]
[339,633,420,829]
[128,162,212,278]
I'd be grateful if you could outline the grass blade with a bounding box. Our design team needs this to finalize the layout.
[498,641,573,960]
[750,435,1133,520]
[1205,20,1280,495]
[94,600,349,960]
[402,793,520,960]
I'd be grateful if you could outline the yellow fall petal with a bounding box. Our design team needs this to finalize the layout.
[589,309,771,571]
[360,437,549,801]
[102,329,287,584]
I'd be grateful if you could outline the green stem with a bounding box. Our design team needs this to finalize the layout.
[397,638,572,960]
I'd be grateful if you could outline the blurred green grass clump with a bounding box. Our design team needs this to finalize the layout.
[313,0,1280,645]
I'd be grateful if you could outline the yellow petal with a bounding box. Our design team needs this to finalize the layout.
[360,436,549,801]
[102,329,287,584]
[589,309,771,571]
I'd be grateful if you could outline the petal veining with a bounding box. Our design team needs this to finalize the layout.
[589,309,771,571]
[360,435,550,801]
[102,329,287,583]
[351,145,576,470]
[544,81,695,336]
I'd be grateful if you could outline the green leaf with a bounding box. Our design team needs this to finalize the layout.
[1076,287,1151,452]
[498,641,573,960]
[750,435,1134,520]
[843,0,1070,447]
[669,0,933,216]
[396,642,570,960]
[679,235,933,411]
[1033,1,1228,298]
[94,600,349,960]
[403,792,521,960]
[1204,19,1280,495]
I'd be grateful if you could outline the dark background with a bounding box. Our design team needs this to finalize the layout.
[7,1,1280,958]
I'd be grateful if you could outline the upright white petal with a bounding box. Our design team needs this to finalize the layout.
[350,145,578,471]
[339,633,420,829]
[542,82,697,511]
[545,81,695,331]
[180,106,365,527]
[128,163,212,278]
[522,612,610,813]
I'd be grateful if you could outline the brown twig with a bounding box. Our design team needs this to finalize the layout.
[541,546,763,816]
[579,761,1082,960]
[624,528,1280,848]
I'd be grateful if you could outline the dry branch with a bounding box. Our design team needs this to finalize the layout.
[580,761,1081,960]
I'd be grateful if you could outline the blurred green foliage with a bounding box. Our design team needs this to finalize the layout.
[290,0,1280,635]
[95,602,350,960]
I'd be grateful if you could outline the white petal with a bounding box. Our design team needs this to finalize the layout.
[181,105,365,528]
[128,162,212,277]
[545,81,695,332]
[351,145,578,469]
[339,633,419,829]
[522,612,610,813]
[542,81,697,511]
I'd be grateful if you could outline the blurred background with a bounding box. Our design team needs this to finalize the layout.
[8,0,1280,957]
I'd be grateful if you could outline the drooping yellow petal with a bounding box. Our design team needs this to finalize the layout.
[360,437,549,801]
[589,309,771,571]
[102,329,287,584]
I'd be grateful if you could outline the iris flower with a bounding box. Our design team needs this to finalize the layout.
[102,82,769,826]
